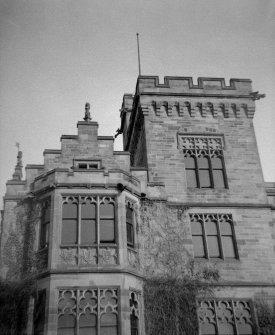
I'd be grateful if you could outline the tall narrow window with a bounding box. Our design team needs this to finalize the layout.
[179,135,227,189]
[126,203,134,247]
[62,199,78,245]
[190,214,237,260]
[33,290,46,335]
[100,199,115,243]
[185,154,198,188]
[129,291,140,335]
[40,200,50,249]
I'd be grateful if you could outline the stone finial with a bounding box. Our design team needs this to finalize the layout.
[12,143,23,180]
[83,102,92,122]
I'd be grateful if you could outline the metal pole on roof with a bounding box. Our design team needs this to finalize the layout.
[136,33,141,76]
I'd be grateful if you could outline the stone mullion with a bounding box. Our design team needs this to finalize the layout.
[201,215,208,259]
[97,288,100,335]
[206,138,214,188]
[231,300,239,335]
[213,300,220,334]
[77,196,81,266]
[194,145,200,188]
[76,289,80,335]
[216,215,224,259]
[96,197,100,264]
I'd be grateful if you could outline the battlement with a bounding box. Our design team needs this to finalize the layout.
[136,76,253,96]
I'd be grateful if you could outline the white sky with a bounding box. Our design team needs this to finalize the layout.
[0,0,274,206]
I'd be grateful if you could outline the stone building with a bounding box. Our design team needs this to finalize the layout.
[0,76,275,334]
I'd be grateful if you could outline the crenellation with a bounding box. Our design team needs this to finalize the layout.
[137,76,253,95]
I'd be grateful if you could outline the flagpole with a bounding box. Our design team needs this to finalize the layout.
[136,33,141,76]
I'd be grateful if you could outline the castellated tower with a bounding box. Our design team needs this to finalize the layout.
[0,76,274,334]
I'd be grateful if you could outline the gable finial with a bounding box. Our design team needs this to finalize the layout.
[12,142,23,180]
[83,102,92,122]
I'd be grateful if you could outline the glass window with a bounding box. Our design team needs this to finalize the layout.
[182,136,227,189]
[61,196,116,246]
[126,205,134,247]
[40,200,51,249]
[198,300,254,335]
[190,214,237,260]
[58,288,118,335]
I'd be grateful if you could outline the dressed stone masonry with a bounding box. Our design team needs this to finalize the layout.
[0,76,274,335]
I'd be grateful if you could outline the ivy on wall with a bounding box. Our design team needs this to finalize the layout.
[139,200,219,335]
[0,278,36,335]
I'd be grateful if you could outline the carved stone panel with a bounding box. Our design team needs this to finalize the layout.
[59,247,78,266]
[78,247,97,265]
[99,247,118,265]
[128,249,140,269]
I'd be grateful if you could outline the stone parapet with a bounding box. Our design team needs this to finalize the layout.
[137,76,253,95]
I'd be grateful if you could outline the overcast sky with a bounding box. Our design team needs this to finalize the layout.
[0,0,274,206]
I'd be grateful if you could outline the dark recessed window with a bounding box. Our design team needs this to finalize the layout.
[40,199,50,249]
[61,196,115,246]
[180,136,227,189]
[76,161,101,170]
[126,203,135,247]
[190,213,238,260]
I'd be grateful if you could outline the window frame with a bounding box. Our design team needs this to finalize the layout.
[57,286,120,335]
[179,135,228,189]
[39,198,51,250]
[74,159,101,170]
[190,213,239,260]
[61,195,117,248]
[126,200,135,248]
[197,298,256,335]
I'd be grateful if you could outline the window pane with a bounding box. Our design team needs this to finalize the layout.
[191,221,203,235]
[63,203,78,219]
[220,221,232,235]
[185,156,195,168]
[100,220,115,242]
[213,169,225,188]
[101,313,117,325]
[198,157,209,168]
[58,314,75,329]
[81,219,96,244]
[44,206,50,222]
[200,322,217,334]
[40,223,49,248]
[208,236,220,257]
[62,219,77,244]
[222,236,236,258]
[100,326,117,335]
[58,329,75,335]
[126,207,133,221]
[79,328,96,335]
[81,203,96,219]
[193,236,205,257]
[217,321,234,334]
[186,170,197,187]
[199,170,211,188]
[205,220,218,235]
[211,157,223,169]
[79,313,97,328]
[237,323,253,334]
[127,223,134,245]
[100,203,114,218]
